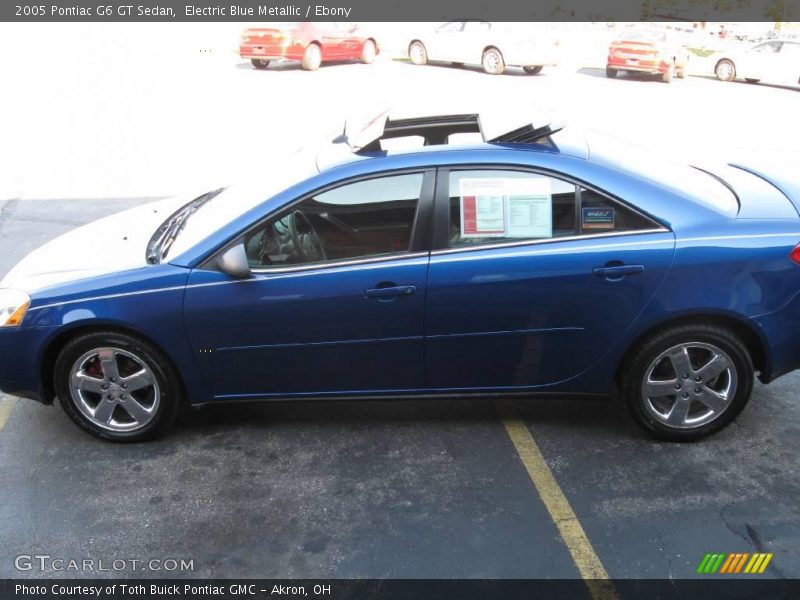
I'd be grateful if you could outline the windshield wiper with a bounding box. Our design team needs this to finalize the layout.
[146,188,225,264]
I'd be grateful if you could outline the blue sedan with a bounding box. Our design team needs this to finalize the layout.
[2,113,799,442]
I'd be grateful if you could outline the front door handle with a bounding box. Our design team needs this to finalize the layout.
[592,264,645,280]
[364,285,417,299]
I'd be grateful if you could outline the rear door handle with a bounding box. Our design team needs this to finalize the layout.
[592,264,645,279]
[364,285,417,299]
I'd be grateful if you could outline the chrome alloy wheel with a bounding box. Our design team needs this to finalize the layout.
[69,347,160,432]
[716,60,735,81]
[641,342,737,429]
[482,49,503,74]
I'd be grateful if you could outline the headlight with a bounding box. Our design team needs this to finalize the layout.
[0,289,30,327]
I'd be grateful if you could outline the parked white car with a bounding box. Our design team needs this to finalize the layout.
[713,39,800,86]
[408,21,559,75]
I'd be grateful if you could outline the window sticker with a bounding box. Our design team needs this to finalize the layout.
[582,206,615,229]
[459,178,552,238]
[460,179,506,237]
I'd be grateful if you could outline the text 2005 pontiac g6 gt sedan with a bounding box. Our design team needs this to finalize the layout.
[2,113,800,442]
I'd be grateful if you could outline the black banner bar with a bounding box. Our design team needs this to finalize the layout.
[2,579,799,600]
[3,0,800,22]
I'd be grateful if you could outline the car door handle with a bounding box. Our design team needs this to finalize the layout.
[364,285,417,299]
[365,285,416,298]
[592,264,645,279]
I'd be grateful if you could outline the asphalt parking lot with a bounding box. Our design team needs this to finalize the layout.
[1,34,800,586]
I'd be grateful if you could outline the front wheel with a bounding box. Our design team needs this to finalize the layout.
[409,41,427,65]
[55,331,182,442]
[523,65,543,75]
[302,44,322,71]
[621,324,753,442]
[250,58,270,70]
[605,66,617,78]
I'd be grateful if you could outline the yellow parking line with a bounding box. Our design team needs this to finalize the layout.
[0,395,18,431]
[496,400,617,600]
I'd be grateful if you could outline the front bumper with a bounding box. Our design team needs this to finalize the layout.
[0,326,58,403]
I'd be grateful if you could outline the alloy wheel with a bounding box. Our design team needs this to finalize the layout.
[640,342,737,429]
[69,347,160,432]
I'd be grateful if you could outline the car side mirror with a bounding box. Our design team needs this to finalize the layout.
[216,243,251,279]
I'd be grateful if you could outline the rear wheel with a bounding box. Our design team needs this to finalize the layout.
[409,41,427,65]
[301,44,322,71]
[715,59,736,81]
[482,48,505,75]
[621,324,753,442]
[523,65,543,74]
[360,40,376,64]
[251,58,270,70]
[662,62,674,83]
[605,66,617,78]
[55,331,182,442]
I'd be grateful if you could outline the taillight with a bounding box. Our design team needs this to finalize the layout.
[789,244,800,264]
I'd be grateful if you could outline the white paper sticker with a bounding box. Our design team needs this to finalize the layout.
[459,177,552,239]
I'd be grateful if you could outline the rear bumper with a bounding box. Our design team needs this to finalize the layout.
[607,57,670,74]
[239,44,303,61]
[752,291,800,383]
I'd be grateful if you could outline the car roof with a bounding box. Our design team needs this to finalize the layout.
[315,112,589,172]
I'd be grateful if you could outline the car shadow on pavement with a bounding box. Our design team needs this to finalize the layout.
[235,60,373,72]
[690,73,800,92]
[578,67,666,84]
[391,58,540,77]
[173,395,632,440]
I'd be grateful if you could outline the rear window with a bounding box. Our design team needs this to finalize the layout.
[586,132,739,216]
[618,30,667,43]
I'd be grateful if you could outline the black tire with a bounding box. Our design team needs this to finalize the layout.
[523,65,543,75]
[409,41,427,65]
[482,47,505,75]
[54,331,183,442]
[605,66,617,78]
[715,59,736,82]
[301,43,322,71]
[360,39,376,64]
[250,58,270,70]
[621,324,753,442]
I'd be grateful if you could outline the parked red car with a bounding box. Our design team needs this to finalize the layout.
[240,23,378,71]
[606,29,689,82]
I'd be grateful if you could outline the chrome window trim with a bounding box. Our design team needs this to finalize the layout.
[429,227,671,256]
[248,251,430,275]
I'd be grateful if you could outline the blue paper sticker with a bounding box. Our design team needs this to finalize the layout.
[582,206,614,229]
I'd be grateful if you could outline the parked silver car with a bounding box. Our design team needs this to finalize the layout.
[408,21,559,75]
[714,39,800,85]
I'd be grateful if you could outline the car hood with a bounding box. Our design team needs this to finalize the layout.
[1,196,190,293]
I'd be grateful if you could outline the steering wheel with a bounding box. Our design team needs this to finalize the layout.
[252,209,327,266]
[285,210,327,262]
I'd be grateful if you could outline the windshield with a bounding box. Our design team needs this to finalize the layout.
[149,151,321,263]
[586,131,739,216]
